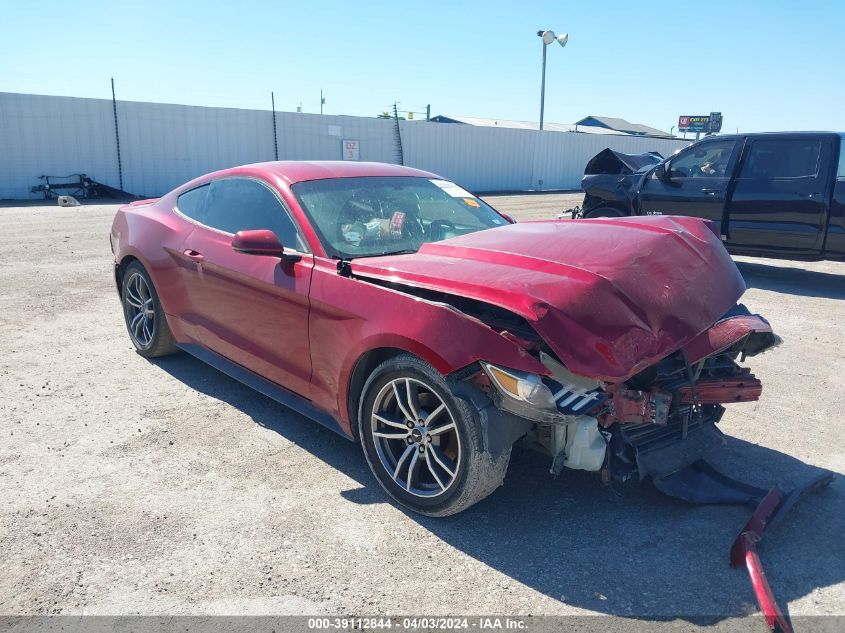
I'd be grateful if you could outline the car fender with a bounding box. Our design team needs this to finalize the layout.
[307,263,549,435]
[112,202,195,330]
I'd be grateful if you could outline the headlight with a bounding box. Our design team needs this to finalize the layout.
[481,363,556,410]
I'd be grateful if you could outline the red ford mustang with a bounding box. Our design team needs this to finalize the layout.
[111,161,779,516]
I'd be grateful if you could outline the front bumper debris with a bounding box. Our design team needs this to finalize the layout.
[729,473,834,633]
[656,460,833,633]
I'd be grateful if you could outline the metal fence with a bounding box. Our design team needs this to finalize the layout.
[0,92,689,199]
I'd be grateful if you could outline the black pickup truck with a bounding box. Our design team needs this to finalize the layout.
[579,132,845,260]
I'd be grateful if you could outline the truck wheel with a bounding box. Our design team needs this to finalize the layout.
[121,261,179,358]
[358,354,511,516]
[584,206,626,218]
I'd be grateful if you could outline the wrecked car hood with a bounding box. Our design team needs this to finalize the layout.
[583,148,664,175]
[350,216,746,382]
[580,149,667,215]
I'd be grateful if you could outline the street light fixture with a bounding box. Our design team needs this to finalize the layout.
[537,29,568,131]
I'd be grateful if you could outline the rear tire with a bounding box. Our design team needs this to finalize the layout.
[584,206,626,219]
[358,354,510,516]
[121,261,179,358]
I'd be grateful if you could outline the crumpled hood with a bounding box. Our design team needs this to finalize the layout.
[583,148,664,175]
[351,216,746,382]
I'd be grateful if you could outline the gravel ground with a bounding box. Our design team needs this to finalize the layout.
[1,197,843,626]
[483,192,583,220]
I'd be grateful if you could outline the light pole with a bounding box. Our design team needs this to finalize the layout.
[537,29,568,131]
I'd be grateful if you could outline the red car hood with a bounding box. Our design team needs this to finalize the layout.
[351,216,746,382]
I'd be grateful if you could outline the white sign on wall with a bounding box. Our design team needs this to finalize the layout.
[342,139,360,161]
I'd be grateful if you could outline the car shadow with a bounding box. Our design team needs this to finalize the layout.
[737,261,845,300]
[152,353,842,623]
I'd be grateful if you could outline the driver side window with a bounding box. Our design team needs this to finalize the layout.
[203,178,307,251]
[668,140,736,178]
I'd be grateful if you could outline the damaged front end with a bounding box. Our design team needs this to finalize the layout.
[346,216,831,631]
[465,306,831,633]
[580,148,663,217]
[469,305,779,485]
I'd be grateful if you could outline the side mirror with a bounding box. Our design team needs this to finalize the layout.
[654,163,670,181]
[232,229,301,262]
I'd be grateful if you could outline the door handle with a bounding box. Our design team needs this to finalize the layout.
[700,188,722,195]
[183,249,204,262]
[795,192,820,198]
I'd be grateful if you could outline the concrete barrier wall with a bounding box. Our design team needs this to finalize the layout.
[0,92,689,199]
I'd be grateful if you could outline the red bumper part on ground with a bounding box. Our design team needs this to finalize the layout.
[655,461,832,633]
[729,473,834,633]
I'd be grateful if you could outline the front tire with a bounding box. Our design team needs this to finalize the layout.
[121,261,178,358]
[358,354,511,516]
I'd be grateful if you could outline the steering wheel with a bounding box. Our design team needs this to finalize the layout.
[342,194,384,222]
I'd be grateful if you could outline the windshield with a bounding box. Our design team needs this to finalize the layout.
[291,176,509,259]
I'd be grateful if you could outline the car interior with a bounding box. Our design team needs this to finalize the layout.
[292,177,506,258]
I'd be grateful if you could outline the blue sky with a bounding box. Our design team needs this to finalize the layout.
[1,0,841,134]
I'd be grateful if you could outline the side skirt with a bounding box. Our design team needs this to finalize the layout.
[177,343,352,440]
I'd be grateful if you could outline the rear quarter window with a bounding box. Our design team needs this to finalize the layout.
[176,184,209,222]
[740,139,821,179]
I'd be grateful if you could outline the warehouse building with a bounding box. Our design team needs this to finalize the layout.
[574,115,674,138]
[0,92,689,199]
[431,114,674,138]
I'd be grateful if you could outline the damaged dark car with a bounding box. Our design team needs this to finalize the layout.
[580,132,845,261]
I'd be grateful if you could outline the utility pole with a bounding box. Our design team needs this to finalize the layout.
[539,42,547,130]
[110,77,124,192]
[320,89,325,115]
[392,102,404,165]
[271,92,279,160]
[536,30,568,131]
[426,104,431,121]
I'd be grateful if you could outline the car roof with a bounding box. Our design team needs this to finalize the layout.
[695,131,842,142]
[208,161,440,185]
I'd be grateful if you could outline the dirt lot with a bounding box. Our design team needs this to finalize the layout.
[1,196,843,626]
[482,192,583,220]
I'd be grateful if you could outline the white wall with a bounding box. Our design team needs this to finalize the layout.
[401,122,537,192]
[402,120,688,192]
[1,93,121,200]
[0,92,688,199]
